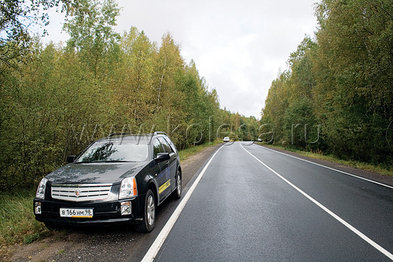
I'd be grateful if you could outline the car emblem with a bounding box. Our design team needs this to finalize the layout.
[75,189,80,197]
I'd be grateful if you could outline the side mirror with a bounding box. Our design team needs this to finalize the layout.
[67,155,76,163]
[155,153,170,162]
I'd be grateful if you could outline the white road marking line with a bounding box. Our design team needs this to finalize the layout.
[259,145,393,190]
[141,145,224,262]
[241,144,393,261]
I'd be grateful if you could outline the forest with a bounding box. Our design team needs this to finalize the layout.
[261,0,393,168]
[0,0,259,190]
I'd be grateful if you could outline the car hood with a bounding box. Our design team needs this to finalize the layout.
[46,161,149,184]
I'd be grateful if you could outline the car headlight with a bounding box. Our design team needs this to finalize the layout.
[35,178,48,199]
[119,177,138,199]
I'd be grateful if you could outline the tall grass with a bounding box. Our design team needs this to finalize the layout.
[0,189,49,252]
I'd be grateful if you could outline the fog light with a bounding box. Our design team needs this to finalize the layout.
[35,202,42,214]
[121,201,131,215]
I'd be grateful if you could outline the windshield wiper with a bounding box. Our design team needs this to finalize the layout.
[101,160,130,163]
[75,160,131,163]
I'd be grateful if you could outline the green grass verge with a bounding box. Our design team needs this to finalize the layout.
[0,189,51,258]
[178,140,221,161]
[0,140,221,256]
[259,143,393,177]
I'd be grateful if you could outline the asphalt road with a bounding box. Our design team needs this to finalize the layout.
[152,142,393,261]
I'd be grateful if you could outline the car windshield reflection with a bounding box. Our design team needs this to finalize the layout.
[76,142,149,163]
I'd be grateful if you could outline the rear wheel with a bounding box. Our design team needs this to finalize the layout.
[136,189,156,233]
[173,170,182,199]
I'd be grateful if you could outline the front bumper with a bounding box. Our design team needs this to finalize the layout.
[33,196,145,225]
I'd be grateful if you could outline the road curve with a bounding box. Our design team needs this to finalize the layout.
[152,142,393,261]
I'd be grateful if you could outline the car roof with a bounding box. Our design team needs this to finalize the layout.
[95,132,169,144]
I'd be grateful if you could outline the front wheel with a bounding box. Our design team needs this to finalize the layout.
[173,170,182,199]
[136,189,156,233]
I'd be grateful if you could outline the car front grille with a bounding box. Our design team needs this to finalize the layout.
[51,184,112,202]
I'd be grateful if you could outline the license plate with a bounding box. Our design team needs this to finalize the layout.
[60,208,93,218]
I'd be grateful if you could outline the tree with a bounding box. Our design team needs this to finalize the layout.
[114,28,155,126]
[64,0,120,78]
[0,0,78,67]
[314,0,393,162]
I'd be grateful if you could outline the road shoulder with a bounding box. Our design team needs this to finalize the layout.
[257,144,393,187]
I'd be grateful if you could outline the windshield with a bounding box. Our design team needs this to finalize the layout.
[76,141,149,163]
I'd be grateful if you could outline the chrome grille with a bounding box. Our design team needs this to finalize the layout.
[51,184,112,202]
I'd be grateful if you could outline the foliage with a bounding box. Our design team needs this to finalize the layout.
[261,0,393,166]
[0,0,78,67]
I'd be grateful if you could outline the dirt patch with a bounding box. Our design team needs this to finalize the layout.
[6,144,222,262]
[9,232,78,262]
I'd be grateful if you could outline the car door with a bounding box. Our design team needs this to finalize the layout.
[152,138,171,201]
[158,136,177,192]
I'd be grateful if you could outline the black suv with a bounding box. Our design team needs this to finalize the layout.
[33,132,182,232]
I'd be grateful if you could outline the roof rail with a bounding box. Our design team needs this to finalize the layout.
[154,131,167,136]
[106,132,167,138]
[107,133,131,138]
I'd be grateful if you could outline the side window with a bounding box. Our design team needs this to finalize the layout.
[152,138,164,158]
[164,136,177,153]
[158,137,173,153]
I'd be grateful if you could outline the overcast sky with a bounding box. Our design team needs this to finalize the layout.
[45,0,319,119]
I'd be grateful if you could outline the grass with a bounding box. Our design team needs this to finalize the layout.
[0,140,221,258]
[259,143,393,177]
[178,140,221,161]
[0,189,51,258]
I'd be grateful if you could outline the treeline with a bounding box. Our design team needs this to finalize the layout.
[261,0,393,166]
[0,0,258,190]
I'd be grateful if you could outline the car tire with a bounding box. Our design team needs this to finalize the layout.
[173,170,182,200]
[136,189,156,233]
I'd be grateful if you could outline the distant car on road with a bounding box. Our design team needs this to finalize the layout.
[34,132,182,232]
[223,137,230,142]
